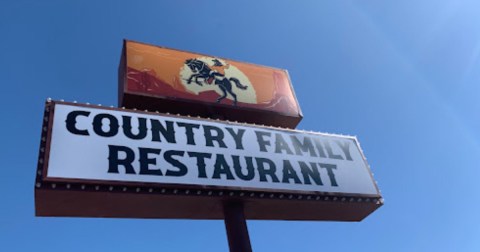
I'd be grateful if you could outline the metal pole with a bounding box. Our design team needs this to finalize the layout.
[223,201,253,252]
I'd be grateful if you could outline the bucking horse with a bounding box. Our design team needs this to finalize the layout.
[184,58,248,106]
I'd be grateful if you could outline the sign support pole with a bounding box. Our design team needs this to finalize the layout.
[223,201,253,252]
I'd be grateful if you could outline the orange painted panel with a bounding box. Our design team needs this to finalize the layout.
[119,40,302,128]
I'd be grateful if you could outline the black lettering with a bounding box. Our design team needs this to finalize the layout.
[164,150,187,177]
[151,119,176,143]
[93,113,119,137]
[212,154,234,180]
[299,162,323,185]
[108,145,136,174]
[122,116,147,140]
[255,157,279,183]
[177,122,200,145]
[204,125,227,148]
[336,140,353,161]
[66,110,90,135]
[255,131,271,152]
[139,147,162,175]
[282,160,302,184]
[319,163,338,186]
[226,127,245,150]
[290,135,316,157]
[188,152,211,178]
[274,133,293,154]
[232,155,255,181]
[325,141,343,160]
[313,138,327,158]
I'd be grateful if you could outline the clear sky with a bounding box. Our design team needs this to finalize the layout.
[1,0,480,251]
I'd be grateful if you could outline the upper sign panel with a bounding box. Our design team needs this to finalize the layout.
[119,40,302,128]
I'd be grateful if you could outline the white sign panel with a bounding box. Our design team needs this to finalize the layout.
[46,103,379,195]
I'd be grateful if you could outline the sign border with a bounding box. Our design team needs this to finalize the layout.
[35,99,383,221]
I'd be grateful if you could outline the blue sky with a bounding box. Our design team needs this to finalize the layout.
[1,0,480,251]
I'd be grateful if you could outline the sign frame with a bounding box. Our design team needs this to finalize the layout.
[35,100,383,221]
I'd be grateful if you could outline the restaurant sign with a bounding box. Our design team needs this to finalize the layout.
[35,100,382,221]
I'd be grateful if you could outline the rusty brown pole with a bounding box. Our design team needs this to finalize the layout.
[223,201,253,252]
